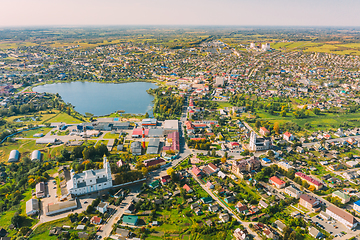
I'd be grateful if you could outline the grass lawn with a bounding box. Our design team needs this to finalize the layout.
[43,112,83,124]
[217,101,234,109]
[18,127,53,138]
[6,111,59,124]
[0,139,43,163]
[103,132,120,139]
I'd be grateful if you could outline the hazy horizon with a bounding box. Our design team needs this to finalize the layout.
[1,0,360,27]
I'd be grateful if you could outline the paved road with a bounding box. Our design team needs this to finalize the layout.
[189,170,261,240]
[97,187,140,238]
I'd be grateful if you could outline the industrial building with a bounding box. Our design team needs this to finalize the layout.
[36,182,46,198]
[146,138,161,154]
[31,150,41,161]
[8,150,19,162]
[36,138,59,144]
[142,118,157,126]
[131,141,142,155]
[26,198,39,216]
[46,200,78,216]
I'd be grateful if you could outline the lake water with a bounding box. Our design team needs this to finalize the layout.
[33,81,157,116]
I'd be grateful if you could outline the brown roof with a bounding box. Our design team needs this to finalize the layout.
[327,205,358,224]
[300,194,319,205]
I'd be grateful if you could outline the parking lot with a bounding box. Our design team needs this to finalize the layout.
[310,215,345,238]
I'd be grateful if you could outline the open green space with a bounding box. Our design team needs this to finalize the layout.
[0,139,43,163]
[103,132,120,139]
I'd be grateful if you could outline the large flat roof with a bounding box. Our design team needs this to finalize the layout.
[163,120,179,130]
[47,200,77,213]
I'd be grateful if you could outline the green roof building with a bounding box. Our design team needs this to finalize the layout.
[332,190,350,204]
[149,180,160,189]
[201,197,213,204]
[122,215,138,226]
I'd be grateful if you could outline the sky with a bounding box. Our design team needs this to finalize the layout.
[1,0,359,27]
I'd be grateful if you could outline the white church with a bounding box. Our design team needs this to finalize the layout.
[67,156,113,196]
[249,131,272,151]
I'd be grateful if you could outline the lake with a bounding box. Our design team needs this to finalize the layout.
[33,81,157,116]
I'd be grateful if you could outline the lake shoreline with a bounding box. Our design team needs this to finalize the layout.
[33,81,158,117]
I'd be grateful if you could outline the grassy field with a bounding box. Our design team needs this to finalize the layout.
[103,132,120,139]
[18,127,53,138]
[43,112,83,124]
[0,139,43,163]
[271,41,360,55]
[216,101,234,109]
[254,109,360,133]
[0,41,38,49]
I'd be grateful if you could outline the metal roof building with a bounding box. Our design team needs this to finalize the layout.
[8,150,19,162]
[146,138,160,155]
[26,198,39,216]
[36,138,57,144]
[31,150,41,161]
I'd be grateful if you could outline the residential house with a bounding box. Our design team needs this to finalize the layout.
[258,200,269,209]
[233,228,249,240]
[208,204,220,212]
[97,202,108,214]
[160,175,171,185]
[115,228,130,239]
[220,213,230,223]
[201,197,213,204]
[269,176,286,189]
[217,171,226,179]
[183,184,193,193]
[191,166,202,177]
[122,215,138,226]
[283,132,294,141]
[205,181,214,189]
[225,196,236,203]
[90,216,102,225]
[309,227,322,239]
[274,220,286,232]
[235,202,248,214]
[259,127,270,136]
[149,180,160,189]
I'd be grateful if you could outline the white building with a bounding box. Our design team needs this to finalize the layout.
[262,43,270,51]
[26,198,39,216]
[250,43,256,49]
[214,76,226,87]
[67,156,112,196]
[31,150,41,161]
[326,205,358,229]
[8,150,19,162]
[97,202,108,214]
[249,131,271,151]
[285,186,302,199]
